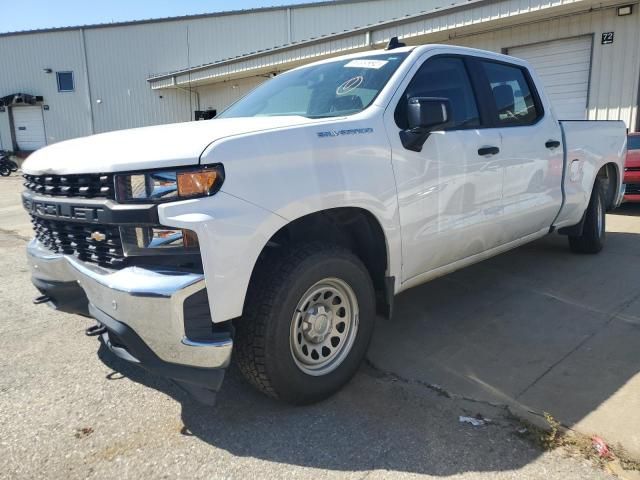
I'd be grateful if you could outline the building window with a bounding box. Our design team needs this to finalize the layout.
[56,71,74,92]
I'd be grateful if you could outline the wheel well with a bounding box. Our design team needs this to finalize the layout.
[597,162,619,211]
[250,207,391,318]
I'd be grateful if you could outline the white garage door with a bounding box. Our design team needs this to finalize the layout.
[508,36,592,120]
[12,106,46,151]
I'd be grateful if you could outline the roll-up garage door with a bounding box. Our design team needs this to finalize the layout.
[507,36,592,120]
[12,106,46,151]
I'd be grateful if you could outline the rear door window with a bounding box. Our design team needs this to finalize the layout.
[480,61,541,126]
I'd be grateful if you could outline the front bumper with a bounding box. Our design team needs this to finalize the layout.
[27,239,233,401]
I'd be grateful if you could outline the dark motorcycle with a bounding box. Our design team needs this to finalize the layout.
[0,150,18,176]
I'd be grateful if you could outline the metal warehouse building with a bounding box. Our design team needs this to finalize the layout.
[0,0,639,152]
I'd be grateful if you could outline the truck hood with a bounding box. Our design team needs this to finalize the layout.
[22,116,317,175]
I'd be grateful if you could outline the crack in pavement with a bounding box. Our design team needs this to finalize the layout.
[364,359,515,412]
[0,227,30,242]
[515,288,640,401]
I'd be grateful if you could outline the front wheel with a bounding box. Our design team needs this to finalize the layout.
[0,165,10,177]
[235,242,376,404]
[569,178,605,254]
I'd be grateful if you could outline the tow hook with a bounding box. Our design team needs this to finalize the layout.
[85,323,107,337]
[33,295,51,305]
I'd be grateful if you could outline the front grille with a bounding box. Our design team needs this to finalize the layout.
[626,184,640,195]
[23,173,115,199]
[31,215,125,268]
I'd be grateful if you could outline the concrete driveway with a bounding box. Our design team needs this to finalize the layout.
[369,204,640,458]
[0,173,636,479]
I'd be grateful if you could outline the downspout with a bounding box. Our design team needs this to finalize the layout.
[175,86,200,113]
[80,28,95,134]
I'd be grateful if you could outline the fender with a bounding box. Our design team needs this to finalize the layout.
[159,192,400,324]
[199,110,404,302]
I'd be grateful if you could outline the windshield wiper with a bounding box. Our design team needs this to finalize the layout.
[306,111,361,119]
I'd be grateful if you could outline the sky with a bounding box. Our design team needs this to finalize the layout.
[0,0,328,34]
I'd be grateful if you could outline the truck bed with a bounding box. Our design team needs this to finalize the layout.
[553,120,627,229]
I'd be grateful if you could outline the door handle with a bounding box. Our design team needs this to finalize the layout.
[545,140,561,149]
[478,146,500,156]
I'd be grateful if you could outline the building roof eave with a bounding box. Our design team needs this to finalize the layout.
[147,0,496,85]
[149,0,600,90]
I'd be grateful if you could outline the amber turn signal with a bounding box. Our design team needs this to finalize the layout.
[177,170,219,198]
[182,228,199,248]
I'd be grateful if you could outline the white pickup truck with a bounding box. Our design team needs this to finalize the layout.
[22,43,626,405]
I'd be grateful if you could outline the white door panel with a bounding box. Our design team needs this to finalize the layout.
[508,36,592,120]
[390,128,503,281]
[499,121,564,241]
[13,106,46,151]
[385,53,505,282]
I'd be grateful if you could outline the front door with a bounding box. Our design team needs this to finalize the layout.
[384,55,504,282]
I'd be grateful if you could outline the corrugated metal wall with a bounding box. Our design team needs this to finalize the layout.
[198,76,266,113]
[0,29,92,148]
[289,0,451,41]
[0,0,441,146]
[186,0,640,130]
[81,5,292,135]
[83,23,192,133]
[0,0,638,148]
[448,6,640,128]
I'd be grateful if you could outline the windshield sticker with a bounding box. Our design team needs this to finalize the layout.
[345,59,389,69]
[336,76,364,96]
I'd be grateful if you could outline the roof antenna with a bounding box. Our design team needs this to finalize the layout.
[385,36,406,50]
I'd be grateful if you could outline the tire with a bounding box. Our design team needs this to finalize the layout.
[7,159,18,172]
[569,178,605,254]
[235,242,376,404]
[0,165,10,177]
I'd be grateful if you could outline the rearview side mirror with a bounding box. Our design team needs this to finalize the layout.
[401,97,452,152]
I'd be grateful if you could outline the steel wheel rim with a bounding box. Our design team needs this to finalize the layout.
[290,277,359,376]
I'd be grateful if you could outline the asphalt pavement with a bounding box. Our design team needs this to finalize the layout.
[0,174,627,479]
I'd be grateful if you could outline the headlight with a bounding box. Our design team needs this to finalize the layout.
[115,165,224,203]
[120,226,200,256]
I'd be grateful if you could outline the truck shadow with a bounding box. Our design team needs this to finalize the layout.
[97,227,640,475]
[99,347,546,475]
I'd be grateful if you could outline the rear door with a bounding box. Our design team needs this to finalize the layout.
[384,54,504,281]
[475,59,564,242]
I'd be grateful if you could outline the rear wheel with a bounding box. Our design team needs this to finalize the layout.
[569,178,605,254]
[0,165,10,177]
[235,242,376,404]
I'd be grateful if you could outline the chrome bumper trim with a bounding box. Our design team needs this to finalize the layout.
[27,239,232,369]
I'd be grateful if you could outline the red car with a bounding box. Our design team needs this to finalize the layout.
[625,133,640,202]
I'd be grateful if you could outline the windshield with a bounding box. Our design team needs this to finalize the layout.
[219,53,409,119]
